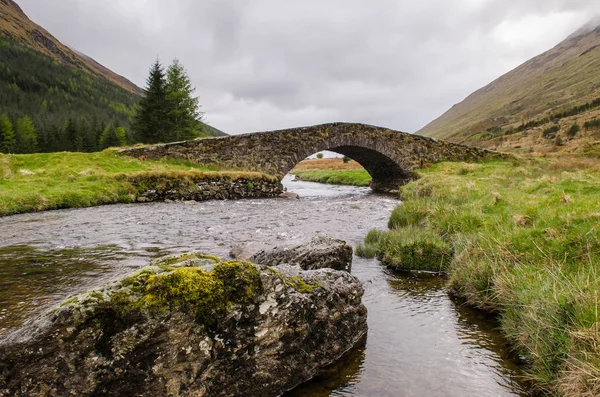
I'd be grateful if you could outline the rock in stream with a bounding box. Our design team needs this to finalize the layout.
[0,248,366,397]
[233,234,353,272]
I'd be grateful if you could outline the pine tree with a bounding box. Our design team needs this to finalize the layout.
[132,60,169,143]
[15,115,37,153]
[165,59,203,141]
[114,127,127,147]
[0,114,16,153]
[98,125,127,149]
[98,124,114,149]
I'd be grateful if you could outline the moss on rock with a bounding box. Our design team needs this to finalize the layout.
[60,254,264,328]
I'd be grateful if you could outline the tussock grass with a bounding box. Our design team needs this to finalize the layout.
[357,158,600,395]
[0,151,275,216]
[357,226,452,272]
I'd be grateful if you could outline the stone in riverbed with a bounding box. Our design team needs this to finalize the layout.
[249,234,353,272]
[0,252,366,397]
[229,241,270,261]
[279,192,299,199]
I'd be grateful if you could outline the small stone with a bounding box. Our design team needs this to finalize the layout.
[279,192,299,199]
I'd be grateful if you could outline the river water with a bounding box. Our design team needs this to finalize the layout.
[0,176,533,396]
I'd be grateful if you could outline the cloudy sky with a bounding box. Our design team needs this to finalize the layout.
[17,0,600,134]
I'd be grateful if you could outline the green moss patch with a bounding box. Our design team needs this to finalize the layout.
[65,256,264,329]
[265,266,324,294]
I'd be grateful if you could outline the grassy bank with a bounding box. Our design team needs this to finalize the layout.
[0,151,275,217]
[291,158,371,187]
[292,169,371,187]
[357,158,600,396]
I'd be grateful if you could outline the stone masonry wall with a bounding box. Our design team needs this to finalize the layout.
[131,177,282,203]
[121,122,507,192]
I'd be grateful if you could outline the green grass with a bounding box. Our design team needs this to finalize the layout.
[292,169,371,187]
[356,226,452,272]
[0,150,275,216]
[357,158,600,396]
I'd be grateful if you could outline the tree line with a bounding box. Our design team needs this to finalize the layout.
[0,33,213,154]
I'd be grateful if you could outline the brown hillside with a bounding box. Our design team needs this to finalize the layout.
[417,22,600,146]
[0,0,141,94]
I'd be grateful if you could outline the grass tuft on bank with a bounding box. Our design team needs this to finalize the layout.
[357,158,600,396]
[0,151,276,217]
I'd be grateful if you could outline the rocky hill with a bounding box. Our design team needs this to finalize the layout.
[418,20,600,154]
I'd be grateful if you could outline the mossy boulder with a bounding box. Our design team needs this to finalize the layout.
[0,252,366,397]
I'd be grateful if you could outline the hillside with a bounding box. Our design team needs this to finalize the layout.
[0,0,225,154]
[418,20,600,154]
[0,0,140,94]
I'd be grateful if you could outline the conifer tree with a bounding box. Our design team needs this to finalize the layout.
[15,115,37,153]
[98,125,127,149]
[0,114,16,153]
[98,124,114,149]
[114,127,127,147]
[165,59,203,141]
[132,60,169,143]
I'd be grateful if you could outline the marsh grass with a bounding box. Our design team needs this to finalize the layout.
[0,151,275,216]
[357,158,600,395]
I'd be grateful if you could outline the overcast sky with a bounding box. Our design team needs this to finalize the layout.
[17,0,600,134]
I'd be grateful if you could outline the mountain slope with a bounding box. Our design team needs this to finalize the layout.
[0,0,225,153]
[0,0,140,94]
[418,22,600,148]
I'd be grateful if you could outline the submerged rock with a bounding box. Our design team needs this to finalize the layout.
[250,234,353,272]
[0,252,366,397]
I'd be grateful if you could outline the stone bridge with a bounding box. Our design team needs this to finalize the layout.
[121,122,502,193]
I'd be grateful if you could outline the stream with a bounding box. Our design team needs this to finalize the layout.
[0,175,534,396]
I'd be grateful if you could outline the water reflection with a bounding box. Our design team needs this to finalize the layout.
[285,338,367,397]
[0,245,144,333]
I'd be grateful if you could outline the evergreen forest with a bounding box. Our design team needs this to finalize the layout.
[0,34,222,154]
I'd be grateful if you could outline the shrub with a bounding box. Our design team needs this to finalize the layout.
[316,153,324,159]
[543,125,560,138]
[555,136,564,146]
[567,123,580,137]
[342,155,351,163]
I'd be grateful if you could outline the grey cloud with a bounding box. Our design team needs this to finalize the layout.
[17,0,600,134]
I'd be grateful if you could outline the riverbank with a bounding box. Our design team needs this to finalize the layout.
[291,158,371,187]
[0,151,280,217]
[0,176,532,396]
[357,158,600,396]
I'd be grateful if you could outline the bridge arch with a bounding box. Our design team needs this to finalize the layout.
[283,143,415,193]
[121,122,499,194]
